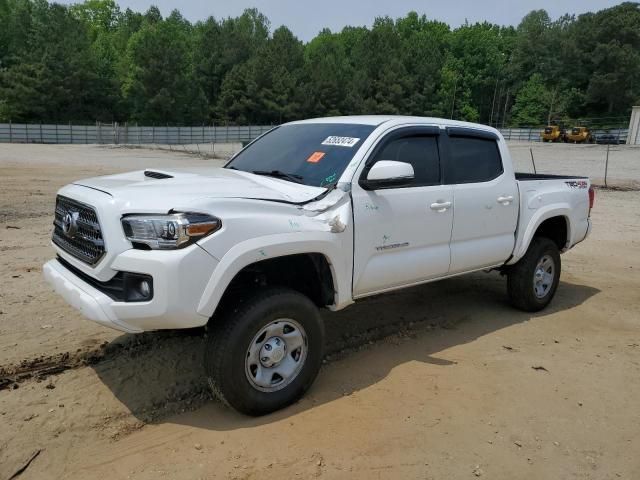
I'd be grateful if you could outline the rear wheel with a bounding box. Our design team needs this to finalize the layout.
[507,237,561,312]
[205,287,324,416]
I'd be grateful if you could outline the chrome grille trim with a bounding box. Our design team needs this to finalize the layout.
[52,195,105,265]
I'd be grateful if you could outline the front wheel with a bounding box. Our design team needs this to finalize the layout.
[204,287,324,416]
[507,237,561,312]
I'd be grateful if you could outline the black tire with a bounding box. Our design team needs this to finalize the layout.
[507,237,561,312]
[204,287,324,416]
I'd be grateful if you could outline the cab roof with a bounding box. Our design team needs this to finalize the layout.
[287,115,500,135]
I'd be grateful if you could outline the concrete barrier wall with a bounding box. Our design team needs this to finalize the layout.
[0,123,273,145]
[0,122,631,145]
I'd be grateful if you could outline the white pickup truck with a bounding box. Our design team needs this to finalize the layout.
[43,116,593,415]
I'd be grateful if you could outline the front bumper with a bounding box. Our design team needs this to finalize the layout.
[43,245,218,333]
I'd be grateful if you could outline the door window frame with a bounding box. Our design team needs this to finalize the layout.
[440,127,504,185]
[358,126,443,190]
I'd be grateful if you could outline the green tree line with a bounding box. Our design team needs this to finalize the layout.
[0,0,639,126]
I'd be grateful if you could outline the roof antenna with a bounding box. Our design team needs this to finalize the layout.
[529,147,537,174]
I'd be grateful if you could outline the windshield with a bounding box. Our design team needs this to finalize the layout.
[225,123,376,188]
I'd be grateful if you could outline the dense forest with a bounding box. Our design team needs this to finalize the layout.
[0,0,639,126]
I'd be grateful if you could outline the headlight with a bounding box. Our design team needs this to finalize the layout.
[121,213,221,249]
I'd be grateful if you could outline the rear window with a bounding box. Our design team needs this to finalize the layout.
[572,128,581,135]
[446,136,503,184]
[226,123,376,188]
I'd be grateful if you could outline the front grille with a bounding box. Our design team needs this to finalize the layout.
[52,195,105,265]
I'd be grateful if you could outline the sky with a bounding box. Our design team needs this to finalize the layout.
[61,0,624,41]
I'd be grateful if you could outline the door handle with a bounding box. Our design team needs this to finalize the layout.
[430,201,452,212]
[497,195,514,205]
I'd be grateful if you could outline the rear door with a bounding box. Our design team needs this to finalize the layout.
[442,128,519,273]
[351,127,453,296]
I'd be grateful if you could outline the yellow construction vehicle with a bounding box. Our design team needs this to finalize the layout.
[541,125,567,143]
[567,126,594,143]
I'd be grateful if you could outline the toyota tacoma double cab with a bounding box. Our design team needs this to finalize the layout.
[43,116,593,415]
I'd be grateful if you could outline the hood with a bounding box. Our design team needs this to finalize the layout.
[73,167,327,212]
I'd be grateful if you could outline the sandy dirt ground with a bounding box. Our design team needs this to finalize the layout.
[0,143,639,480]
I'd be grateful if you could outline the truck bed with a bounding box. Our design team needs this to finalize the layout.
[510,171,591,264]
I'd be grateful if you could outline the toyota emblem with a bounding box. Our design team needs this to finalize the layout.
[62,211,79,238]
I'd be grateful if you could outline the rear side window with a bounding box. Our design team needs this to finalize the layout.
[372,135,440,187]
[447,136,503,184]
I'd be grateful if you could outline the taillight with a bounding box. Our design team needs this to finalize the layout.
[588,187,595,214]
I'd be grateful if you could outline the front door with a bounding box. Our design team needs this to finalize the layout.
[352,129,453,297]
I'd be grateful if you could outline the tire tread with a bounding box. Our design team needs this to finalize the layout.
[507,237,561,312]
[204,287,323,415]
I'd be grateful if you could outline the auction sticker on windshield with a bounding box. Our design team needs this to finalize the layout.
[307,151,326,163]
[321,136,360,147]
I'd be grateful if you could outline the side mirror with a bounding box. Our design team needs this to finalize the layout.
[361,160,414,190]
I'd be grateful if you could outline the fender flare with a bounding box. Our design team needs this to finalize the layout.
[508,205,572,265]
[196,232,352,318]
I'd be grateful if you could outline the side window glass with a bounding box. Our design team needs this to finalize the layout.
[372,135,440,186]
[447,136,503,184]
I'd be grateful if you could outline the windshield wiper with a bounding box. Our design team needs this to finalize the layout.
[251,170,305,184]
